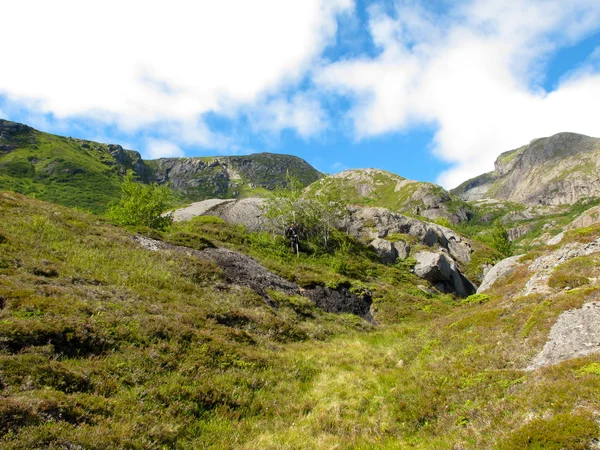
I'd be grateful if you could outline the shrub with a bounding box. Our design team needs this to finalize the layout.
[107,172,173,230]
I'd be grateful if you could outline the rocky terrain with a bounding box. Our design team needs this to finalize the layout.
[453,132,600,205]
[147,153,321,201]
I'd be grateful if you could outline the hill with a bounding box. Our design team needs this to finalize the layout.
[305,168,470,223]
[1,192,599,448]
[0,119,321,213]
[452,132,600,205]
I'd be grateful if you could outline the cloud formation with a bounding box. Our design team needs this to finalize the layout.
[0,0,352,146]
[316,0,600,188]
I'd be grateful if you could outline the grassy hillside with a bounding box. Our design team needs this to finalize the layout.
[306,169,470,223]
[0,122,128,213]
[1,192,599,449]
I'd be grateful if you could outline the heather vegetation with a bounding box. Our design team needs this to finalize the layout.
[1,191,599,449]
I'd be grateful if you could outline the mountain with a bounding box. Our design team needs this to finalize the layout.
[306,168,470,223]
[452,132,600,205]
[0,119,321,213]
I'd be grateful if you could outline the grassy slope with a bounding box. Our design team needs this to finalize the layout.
[0,131,124,214]
[1,192,599,449]
[306,171,467,218]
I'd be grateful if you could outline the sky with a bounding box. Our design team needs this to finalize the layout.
[2,0,600,189]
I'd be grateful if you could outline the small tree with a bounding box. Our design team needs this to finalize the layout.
[487,219,512,257]
[108,172,173,230]
[263,173,347,251]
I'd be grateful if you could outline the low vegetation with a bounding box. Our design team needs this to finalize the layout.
[1,191,599,449]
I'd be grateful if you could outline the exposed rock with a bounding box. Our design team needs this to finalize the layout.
[547,232,565,245]
[339,205,473,264]
[567,204,600,230]
[477,256,522,293]
[369,238,397,264]
[508,225,533,241]
[149,153,321,201]
[134,235,374,319]
[305,286,373,321]
[453,132,600,206]
[413,251,476,297]
[0,119,33,140]
[393,240,410,260]
[523,237,600,296]
[527,301,600,370]
[171,198,267,232]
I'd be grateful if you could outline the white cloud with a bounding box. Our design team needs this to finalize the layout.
[145,139,184,159]
[315,0,600,188]
[0,0,353,141]
[248,94,327,138]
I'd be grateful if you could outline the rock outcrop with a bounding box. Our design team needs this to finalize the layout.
[339,206,473,265]
[134,235,374,320]
[148,153,321,201]
[452,132,600,206]
[172,198,267,232]
[527,301,600,370]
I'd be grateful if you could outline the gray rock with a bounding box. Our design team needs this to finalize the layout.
[453,132,600,206]
[527,301,600,370]
[393,240,410,260]
[369,238,398,264]
[413,251,476,297]
[477,255,521,293]
[171,198,267,232]
[339,206,473,264]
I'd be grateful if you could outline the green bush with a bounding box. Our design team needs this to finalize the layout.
[107,172,173,230]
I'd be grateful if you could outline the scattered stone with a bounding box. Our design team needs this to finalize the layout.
[393,240,410,260]
[413,251,475,297]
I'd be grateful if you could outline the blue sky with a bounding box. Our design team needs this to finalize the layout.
[2,0,600,188]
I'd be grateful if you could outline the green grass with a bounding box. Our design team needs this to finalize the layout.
[1,192,600,449]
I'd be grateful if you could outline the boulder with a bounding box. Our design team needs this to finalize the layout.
[477,255,521,293]
[413,251,476,297]
[369,238,397,264]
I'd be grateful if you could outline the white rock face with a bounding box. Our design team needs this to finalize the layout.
[171,198,267,231]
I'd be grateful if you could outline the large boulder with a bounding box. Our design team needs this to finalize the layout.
[413,251,476,297]
[477,255,521,293]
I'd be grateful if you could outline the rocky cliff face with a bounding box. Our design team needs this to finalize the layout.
[307,168,470,223]
[452,132,600,206]
[147,153,321,201]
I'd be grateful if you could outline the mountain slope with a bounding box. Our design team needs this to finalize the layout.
[1,192,599,448]
[0,119,321,213]
[306,168,470,223]
[452,132,600,205]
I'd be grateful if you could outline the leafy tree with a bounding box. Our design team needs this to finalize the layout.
[487,219,512,257]
[263,173,347,250]
[108,172,173,230]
